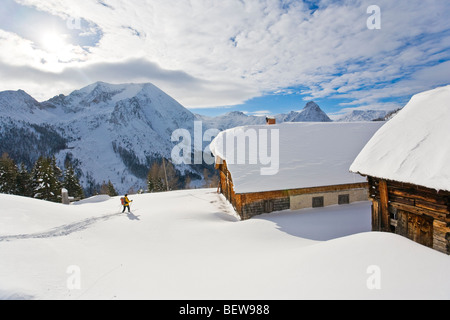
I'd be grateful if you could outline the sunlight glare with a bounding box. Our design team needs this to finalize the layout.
[41,32,67,53]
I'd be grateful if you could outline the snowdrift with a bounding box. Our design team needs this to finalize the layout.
[0,190,449,300]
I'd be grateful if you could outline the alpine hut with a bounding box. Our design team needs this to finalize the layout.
[350,85,450,254]
[210,122,384,220]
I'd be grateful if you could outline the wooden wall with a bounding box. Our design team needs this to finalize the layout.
[368,177,450,255]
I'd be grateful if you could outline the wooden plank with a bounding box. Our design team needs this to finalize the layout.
[372,201,380,231]
[389,194,415,206]
[379,180,390,232]
[396,210,408,238]
[416,199,449,215]
[234,194,242,214]
[390,202,446,221]
[420,215,434,248]
[287,183,368,197]
[389,188,447,206]
[388,179,450,199]
[433,220,450,232]
[407,214,433,248]
[433,239,448,254]
[432,219,449,254]
[406,214,416,241]
[240,190,289,203]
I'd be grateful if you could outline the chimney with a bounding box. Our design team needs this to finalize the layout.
[266,116,276,125]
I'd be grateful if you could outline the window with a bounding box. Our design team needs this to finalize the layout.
[339,194,350,205]
[312,197,324,208]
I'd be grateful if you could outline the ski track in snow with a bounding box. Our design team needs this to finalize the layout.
[0,213,121,242]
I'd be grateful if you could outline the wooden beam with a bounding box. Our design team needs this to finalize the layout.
[379,179,390,232]
[372,200,381,231]
[396,210,408,237]
[390,202,447,221]
[288,183,368,197]
[415,199,449,215]
[388,187,448,206]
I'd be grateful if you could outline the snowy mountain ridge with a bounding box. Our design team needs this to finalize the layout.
[0,82,200,194]
[198,101,333,131]
[335,110,388,122]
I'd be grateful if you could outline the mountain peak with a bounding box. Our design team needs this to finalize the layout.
[0,89,40,113]
[285,101,332,122]
[304,101,320,109]
[226,111,247,117]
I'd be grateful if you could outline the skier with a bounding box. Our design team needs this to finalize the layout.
[121,194,133,213]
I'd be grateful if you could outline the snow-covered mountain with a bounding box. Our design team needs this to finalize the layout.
[335,110,388,122]
[198,101,332,131]
[0,82,201,194]
[197,111,266,131]
[278,101,332,123]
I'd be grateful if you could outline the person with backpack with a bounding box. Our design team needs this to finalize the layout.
[121,194,133,213]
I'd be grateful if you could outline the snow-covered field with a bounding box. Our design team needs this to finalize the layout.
[1,189,449,300]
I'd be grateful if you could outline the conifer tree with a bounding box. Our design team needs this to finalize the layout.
[100,180,118,197]
[0,153,18,194]
[164,159,179,191]
[51,156,63,183]
[147,170,155,193]
[63,163,84,200]
[147,162,165,193]
[107,180,118,197]
[32,156,62,202]
[16,163,32,197]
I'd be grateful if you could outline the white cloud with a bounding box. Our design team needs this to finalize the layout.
[2,0,450,110]
[248,110,272,116]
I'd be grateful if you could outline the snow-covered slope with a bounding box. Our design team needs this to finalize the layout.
[0,90,52,123]
[0,191,449,300]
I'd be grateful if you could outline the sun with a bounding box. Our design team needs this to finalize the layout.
[40,32,67,53]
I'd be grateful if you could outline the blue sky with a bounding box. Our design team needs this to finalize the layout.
[0,0,449,119]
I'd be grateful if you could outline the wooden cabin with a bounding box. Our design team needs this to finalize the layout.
[210,122,384,220]
[351,85,450,254]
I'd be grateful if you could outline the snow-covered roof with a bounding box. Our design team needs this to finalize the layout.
[210,122,384,194]
[350,85,450,192]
